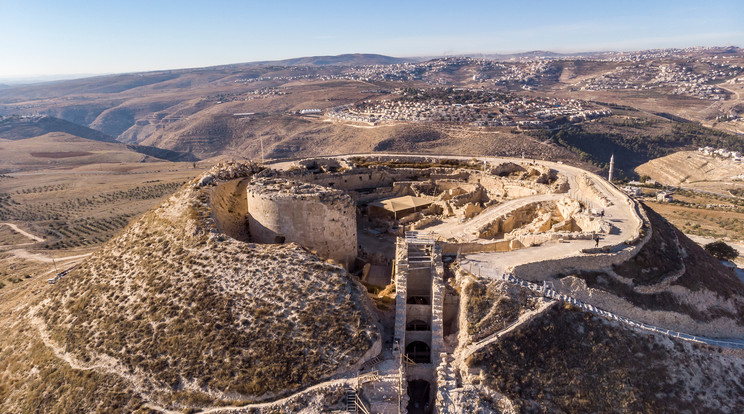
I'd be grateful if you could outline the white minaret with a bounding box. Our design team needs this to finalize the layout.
[608,154,615,182]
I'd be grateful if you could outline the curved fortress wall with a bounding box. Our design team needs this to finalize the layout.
[246,178,357,268]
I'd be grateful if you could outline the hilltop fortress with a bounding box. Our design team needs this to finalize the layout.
[199,154,744,413]
[36,154,744,413]
[226,155,633,276]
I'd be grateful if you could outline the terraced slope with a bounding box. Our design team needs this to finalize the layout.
[635,150,744,188]
[555,205,744,337]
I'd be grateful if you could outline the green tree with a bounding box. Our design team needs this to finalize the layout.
[704,241,739,261]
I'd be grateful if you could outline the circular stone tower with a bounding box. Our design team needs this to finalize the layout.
[246,177,357,268]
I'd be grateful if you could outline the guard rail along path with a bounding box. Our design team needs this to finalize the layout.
[458,258,744,350]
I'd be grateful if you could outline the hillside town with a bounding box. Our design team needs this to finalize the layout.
[698,146,744,162]
[577,61,743,100]
[224,47,744,100]
[327,88,611,127]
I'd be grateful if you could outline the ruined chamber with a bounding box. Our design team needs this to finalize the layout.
[246,177,357,268]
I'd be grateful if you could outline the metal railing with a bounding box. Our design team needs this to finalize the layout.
[461,262,744,350]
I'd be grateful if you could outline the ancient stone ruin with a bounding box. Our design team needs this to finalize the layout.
[201,154,743,413]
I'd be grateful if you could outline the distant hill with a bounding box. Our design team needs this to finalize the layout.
[468,46,744,61]
[465,50,611,60]
[0,115,195,162]
[0,132,158,172]
[0,47,740,167]
[529,117,744,178]
[635,150,744,188]
[0,54,408,101]
[0,115,116,142]
[249,53,412,66]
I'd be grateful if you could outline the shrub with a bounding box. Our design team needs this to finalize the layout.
[704,241,739,261]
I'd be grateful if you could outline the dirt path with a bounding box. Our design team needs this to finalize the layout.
[0,222,45,243]
[195,377,359,413]
[7,249,91,263]
[427,193,563,241]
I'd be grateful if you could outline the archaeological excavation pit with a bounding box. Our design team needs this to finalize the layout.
[407,379,433,414]
[198,155,629,413]
[207,155,613,276]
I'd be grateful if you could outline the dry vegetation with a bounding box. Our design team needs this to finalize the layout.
[643,188,744,241]
[0,251,148,413]
[563,205,744,325]
[0,133,154,172]
[1,50,743,411]
[462,279,540,342]
[25,163,378,411]
[0,164,199,250]
[467,304,744,412]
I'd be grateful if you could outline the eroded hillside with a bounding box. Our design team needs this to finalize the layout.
[466,302,744,413]
[635,150,744,189]
[19,162,379,412]
[554,205,744,337]
[457,277,744,413]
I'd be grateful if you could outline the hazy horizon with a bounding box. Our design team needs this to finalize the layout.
[1,0,743,79]
[2,44,742,86]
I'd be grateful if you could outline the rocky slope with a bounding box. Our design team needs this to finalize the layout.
[466,302,744,413]
[30,162,380,411]
[553,205,744,337]
[457,276,744,413]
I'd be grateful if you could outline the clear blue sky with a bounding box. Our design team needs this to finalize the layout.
[0,0,742,78]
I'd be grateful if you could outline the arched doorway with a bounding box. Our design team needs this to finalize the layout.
[406,320,430,331]
[407,296,429,304]
[405,341,430,364]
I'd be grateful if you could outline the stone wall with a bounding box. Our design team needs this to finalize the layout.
[246,178,357,268]
[510,227,653,281]
[280,165,423,192]
[441,232,595,256]
[407,304,433,325]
